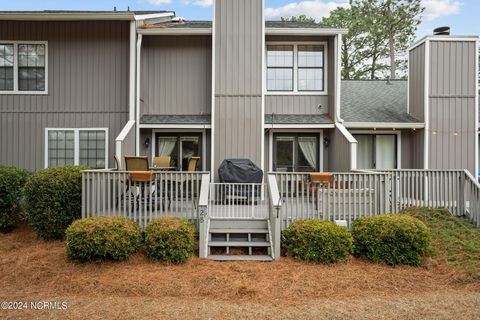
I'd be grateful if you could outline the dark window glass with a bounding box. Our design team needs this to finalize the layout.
[79,130,106,169]
[18,44,45,91]
[0,44,14,91]
[48,130,75,168]
[274,134,318,172]
[156,134,201,171]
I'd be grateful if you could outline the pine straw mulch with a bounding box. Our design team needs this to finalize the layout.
[1,223,479,319]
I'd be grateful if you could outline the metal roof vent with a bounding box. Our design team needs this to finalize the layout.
[172,17,185,23]
[434,26,450,36]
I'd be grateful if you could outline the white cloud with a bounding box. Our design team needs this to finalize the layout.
[422,0,461,21]
[146,0,172,4]
[265,0,349,21]
[183,0,213,7]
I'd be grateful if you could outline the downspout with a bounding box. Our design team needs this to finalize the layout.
[335,33,344,124]
[129,20,136,121]
[135,34,143,156]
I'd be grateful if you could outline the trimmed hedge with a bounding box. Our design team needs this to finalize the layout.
[24,166,89,240]
[282,219,353,263]
[144,217,196,264]
[66,216,142,263]
[0,167,30,231]
[352,214,431,266]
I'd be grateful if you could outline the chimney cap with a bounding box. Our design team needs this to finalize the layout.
[434,26,450,36]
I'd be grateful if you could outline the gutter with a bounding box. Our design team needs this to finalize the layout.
[343,122,425,129]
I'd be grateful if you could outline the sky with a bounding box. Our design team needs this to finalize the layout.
[1,0,478,40]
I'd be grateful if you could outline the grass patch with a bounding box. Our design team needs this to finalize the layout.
[402,207,480,280]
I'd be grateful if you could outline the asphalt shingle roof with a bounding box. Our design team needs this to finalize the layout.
[265,114,333,125]
[140,114,211,125]
[142,20,338,29]
[340,80,421,123]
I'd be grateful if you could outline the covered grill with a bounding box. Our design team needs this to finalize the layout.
[217,159,263,203]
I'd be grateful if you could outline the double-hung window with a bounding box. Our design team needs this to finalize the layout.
[266,43,326,94]
[0,41,47,94]
[46,129,108,169]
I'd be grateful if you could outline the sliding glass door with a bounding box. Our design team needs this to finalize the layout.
[156,133,201,171]
[273,134,319,172]
[354,134,397,170]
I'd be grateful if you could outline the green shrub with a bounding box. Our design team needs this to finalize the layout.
[24,166,89,240]
[144,217,196,264]
[66,216,141,263]
[352,214,432,266]
[282,219,353,263]
[0,167,30,231]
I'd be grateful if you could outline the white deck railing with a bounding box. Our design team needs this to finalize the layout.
[273,172,391,228]
[81,170,209,228]
[208,183,268,219]
[379,169,480,227]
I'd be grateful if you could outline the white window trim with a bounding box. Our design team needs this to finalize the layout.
[0,40,48,95]
[350,130,402,170]
[45,128,109,169]
[268,129,324,172]
[265,41,328,96]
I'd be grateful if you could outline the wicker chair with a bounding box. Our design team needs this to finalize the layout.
[187,156,200,172]
[152,156,171,169]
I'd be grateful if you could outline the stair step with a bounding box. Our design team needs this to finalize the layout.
[207,255,273,261]
[209,241,271,247]
[210,228,269,234]
[210,219,268,229]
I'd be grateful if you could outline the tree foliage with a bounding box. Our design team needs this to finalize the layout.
[281,14,316,24]
[285,0,424,79]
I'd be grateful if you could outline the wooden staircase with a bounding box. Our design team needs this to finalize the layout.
[206,219,274,261]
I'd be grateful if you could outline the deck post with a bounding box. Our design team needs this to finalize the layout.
[267,174,282,260]
[198,173,211,258]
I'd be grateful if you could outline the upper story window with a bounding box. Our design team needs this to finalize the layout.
[266,43,326,94]
[0,41,47,94]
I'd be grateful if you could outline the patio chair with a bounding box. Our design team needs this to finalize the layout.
[152,156,172,170]
[308,173,334,211]
[125,156,149,171]
[114,155,121,171]
[187,156,200,172]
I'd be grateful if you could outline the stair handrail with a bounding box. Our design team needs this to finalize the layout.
[463,170,480,227]
[267,173,282,260]
[198,172,211,258]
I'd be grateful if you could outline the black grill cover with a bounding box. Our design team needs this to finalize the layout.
[218,159,263,183]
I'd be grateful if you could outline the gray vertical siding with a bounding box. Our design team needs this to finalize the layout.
[213,0,263,175]
[265,96,328,114]
[328,128,352,172]
[264,35,333,116]
[409,43,425,121]
[401,129,424,169]
[428,40,477,175]
[140,35,212,116]
[0,21,130,171]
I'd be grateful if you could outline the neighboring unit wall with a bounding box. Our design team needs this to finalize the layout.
[328,124,356,172]
[401,129,424,169]
[428,40,477,175]
[409,43,425,121]
[140,35,212,116]
[213,0,264,176]
[0,21,130,171]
